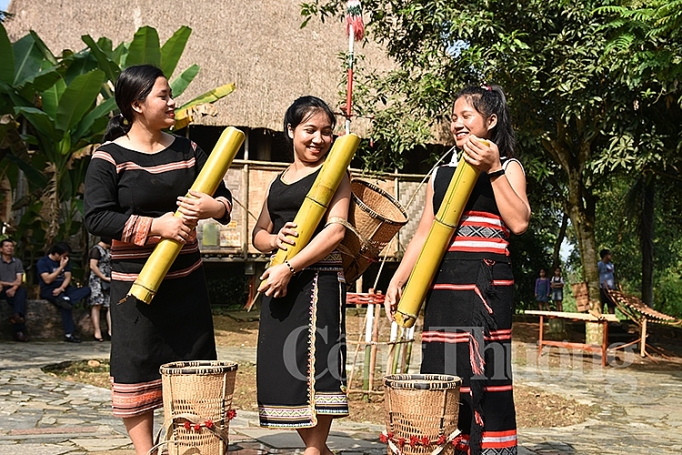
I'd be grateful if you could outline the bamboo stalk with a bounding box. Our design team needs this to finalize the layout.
[253,134,360,296]
[394,150,484,328]
[367,302,381,393]
[127,127,245,304]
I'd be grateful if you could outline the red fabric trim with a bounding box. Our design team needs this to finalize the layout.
[111,258,203,282]
[481,429,517,448]
[92,150,116,166]
[111,378,163,418]
[133,217,152,246]
[115,158,196,175]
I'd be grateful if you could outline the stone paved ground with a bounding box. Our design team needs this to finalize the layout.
[0,341,681,454]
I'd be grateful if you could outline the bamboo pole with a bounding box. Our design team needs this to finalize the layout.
[362,297,374,394]
[127,127,245,304]
[402,326,415,373]
[252,134,360,299]
[387,321,399,374]
[394,150,484,328]
[367,301,381,393]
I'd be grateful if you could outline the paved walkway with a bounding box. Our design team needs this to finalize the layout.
[0,340,681,454]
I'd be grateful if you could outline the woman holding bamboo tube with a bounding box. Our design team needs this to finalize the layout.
[385,85,530,455]
[252,96,350,455]
[83,65,233,455]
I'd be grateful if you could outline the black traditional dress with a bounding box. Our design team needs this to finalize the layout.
[257,168,349,428]
[84,136,232,418]
[420,156,520,455]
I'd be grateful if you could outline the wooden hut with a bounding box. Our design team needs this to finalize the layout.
[4,0,392,148]
[3,0,433,281]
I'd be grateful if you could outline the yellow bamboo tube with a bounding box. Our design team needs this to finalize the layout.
[128,127,245,304]
[257,133,361,291]
[394,150,485,328]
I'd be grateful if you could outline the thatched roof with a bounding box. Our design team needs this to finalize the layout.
[4,0,396,137]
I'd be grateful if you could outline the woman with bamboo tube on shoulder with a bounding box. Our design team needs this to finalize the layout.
[252,96,350,455]
[83,65,233,455]
[384,85,530,455]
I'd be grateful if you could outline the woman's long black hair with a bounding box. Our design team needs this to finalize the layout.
[454,85,515,157]
[282,96,336,150]
[102,65,166,142]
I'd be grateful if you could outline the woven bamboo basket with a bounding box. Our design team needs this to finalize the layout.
[337,220,380,284]
[160,360,238,455]
[340,180,408,282]
[383,374,462,455]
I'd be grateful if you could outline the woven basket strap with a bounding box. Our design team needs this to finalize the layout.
[431,429,462,455]
[146,439,168,455]
[386,387,394,434]
[439,388,448,434]
[326,216,354,231]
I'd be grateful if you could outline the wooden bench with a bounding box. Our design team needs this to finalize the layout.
[606,289,682,358]
[523,309,619,367]
[525,281,623,366]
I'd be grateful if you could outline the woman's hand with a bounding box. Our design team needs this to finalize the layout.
[272,222,298,251]
[152,212,193,243]
[176,190,224,224]
[462,135,501,173]
[384,280,403,322]
[258,263,293,298]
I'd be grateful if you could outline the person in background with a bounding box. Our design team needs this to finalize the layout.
[535,268,551,311]
[550,267,565,312]
[0,238,29,342]
[598,249,616,314]
[252,96,350,455]
[83,64,232,455]
[88,237,112,342]
[37,242,91,343]
[385,85,530,455]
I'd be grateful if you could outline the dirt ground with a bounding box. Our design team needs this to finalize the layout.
[47,308,682,429]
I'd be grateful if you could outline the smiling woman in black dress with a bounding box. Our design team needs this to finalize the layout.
[84,64,233,455]
[252,96,350,455]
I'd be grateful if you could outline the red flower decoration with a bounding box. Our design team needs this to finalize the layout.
[421,436,430,446]
[409,436,419,447]
[227,409,237,420]
[193,423,201,432]
[452,435,466,450]
[205,419,214,429]
[387,432,394,440]
[437,434,447,445]
[398,437,406,448]
[183,421,191,430]
[380,434,388,444]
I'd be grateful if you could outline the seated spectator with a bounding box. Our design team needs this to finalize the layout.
[0,238,29,342]
[37,242,91,343]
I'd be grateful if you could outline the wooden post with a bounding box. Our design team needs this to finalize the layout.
[367,301,382,393]
[640,317,648,358]
[537,314,545,359]
[387,321,399,374]
[362,302,374,394]
[601,320,609,367]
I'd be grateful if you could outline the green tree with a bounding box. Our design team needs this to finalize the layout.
[302,0,682,322]
[593,0,682,307]
[0,25,235,261]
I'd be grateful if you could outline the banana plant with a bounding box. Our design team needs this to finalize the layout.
[0,23,236,253]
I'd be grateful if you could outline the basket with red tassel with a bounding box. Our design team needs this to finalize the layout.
[382,374,462,455]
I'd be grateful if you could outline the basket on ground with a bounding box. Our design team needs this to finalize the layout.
[339,179,408,283]
[383,374,462,455]
[160,360,238,455]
